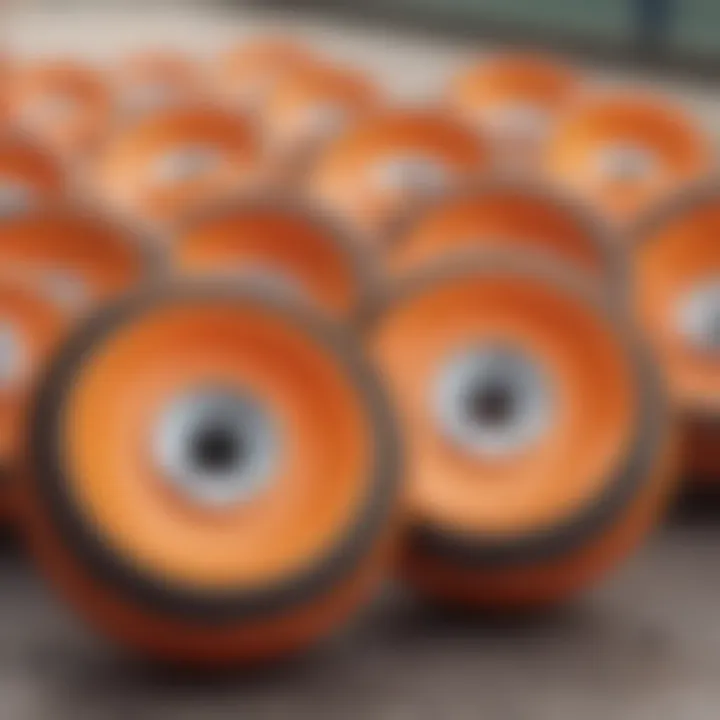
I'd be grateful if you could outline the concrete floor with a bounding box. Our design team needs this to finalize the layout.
[2,5,720,718]
[3,502,720,720]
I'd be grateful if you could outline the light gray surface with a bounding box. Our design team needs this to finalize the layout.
[2,506,720,720]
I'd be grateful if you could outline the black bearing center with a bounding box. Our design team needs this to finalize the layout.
[466,381,517,429]
[191,423,246,475]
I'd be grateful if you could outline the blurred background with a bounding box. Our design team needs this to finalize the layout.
[2,1,720,718]
[2,1,719,135]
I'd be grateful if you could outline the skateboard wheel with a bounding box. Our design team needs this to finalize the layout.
[367,255,675,610]
[544,91,712,224]
[388,179,620,284]
[0,133,67,217]
[0,275,67,524]
[307,107,491,237]
[217,38,317,112]
[21,280,400,666]
[263,63,382,186]
[172,197,375,321]
[0,205,153,312]
[115,50,207,118]
[446,53,578,172]
[95,104,262,226]
[632,182,720,485]
[9,59,112,160]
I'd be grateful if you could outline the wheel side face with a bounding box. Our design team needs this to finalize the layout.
[174,207,366,319]
[308,110,490,235]
[370,266,638,540]
[634,191,720,479]
[98,108,261,224]
[11,62,112,157]
[448,55,577,170]
[24,284,400,663]
[367,257,669,610]
[545,95,711,221]
[0,210,149,311]
[58,301,374,590]
[390,187,615,281]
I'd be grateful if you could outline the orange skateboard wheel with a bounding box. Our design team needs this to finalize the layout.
[95,104,262,227]
[0,133,67,216]
[9,59,113,160]
[0,205,154,312]
[447,53,578,172]
[307,107,491,238]
[0,275,67,524]
[632,182,720,485]
[388,179,620,283]
[217,38,317,111]
[263,63,382,186]
[367,255,675,610]
[115,50,208,118]
[172,197,375,321]
[21,280,400,666]
[544,91,712,224]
